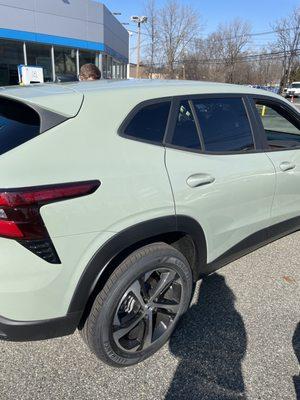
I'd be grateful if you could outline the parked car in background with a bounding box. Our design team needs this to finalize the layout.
[0,80,299,367]
[55,73,79,83]
[286,82,300,98]
[249,84,280,94]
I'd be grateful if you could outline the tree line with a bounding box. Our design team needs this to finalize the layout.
[141,0,300,90]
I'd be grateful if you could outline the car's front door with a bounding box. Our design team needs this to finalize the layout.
[165,95,276,265]
[251,97,300,225]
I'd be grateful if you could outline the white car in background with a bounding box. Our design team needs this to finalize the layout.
[286,82,300,98]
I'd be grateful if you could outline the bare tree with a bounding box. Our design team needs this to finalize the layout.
[290,60,300,81]
[159,0,201,78]
[250,47,282,85]
[214,19,251,83]
[143,0,160,77]
[140,5,287,86]
[273,7,300,92]
[183,20,251,84]
[183,36,226,82]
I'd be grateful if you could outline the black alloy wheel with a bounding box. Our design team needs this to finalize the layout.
[112,268,184,353]
[80,242,193,367]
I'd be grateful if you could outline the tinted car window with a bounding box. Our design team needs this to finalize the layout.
[193,98,254,152]
[172,100,201,150]
[123,101,171,143]
[0,97,40,155]
[255,101,300,149]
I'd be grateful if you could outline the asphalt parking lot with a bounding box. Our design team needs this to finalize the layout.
[0,232,299,400]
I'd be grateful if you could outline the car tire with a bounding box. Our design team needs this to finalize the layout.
[80,242,193,367]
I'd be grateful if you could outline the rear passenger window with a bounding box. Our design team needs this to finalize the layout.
[172,100,201,150]
[0,97,40,155]
[255,101,300,149]
[193,98,254,152]
[123,101,171,144]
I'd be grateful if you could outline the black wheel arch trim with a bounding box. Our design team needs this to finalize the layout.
[68,215,207,315]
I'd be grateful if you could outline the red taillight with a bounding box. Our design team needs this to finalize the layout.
[0,181,100,207]
[0,220,23,238]
[0,180,100,240]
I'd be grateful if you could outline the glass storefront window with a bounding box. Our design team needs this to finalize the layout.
[102,54,108,79]
[112,61,117,79]
[54,47,77,78]
[122,64,127,79]
[0,39,24,86]
[79,50,98,69]
[117,63,122,79]
[26,43,52,82]
[106,56,113,79]
[0,39,126,86]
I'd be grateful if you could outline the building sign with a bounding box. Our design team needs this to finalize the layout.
[18,65,44,85]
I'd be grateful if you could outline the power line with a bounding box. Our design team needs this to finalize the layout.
[129,26,299,61]
[148,49,300,67]
[128,26,298,41]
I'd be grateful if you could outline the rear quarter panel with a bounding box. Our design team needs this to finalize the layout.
[0,91,175,319]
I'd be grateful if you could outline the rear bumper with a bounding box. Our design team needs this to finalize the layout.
[0,232,104,322]
[0,311,81,342]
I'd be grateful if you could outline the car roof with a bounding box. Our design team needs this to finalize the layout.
[1,78,282,96]
[0,79,292,113]
[65,79,280,97]
[0,83,83,117]
[64,79,294,110]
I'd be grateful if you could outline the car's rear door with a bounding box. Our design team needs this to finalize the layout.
[164,95,276,266]
[250,96,300,225]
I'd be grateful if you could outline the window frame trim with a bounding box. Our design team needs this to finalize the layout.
[165,93,260,155]
[117,92,300,155]
[117,97,173,147]
[249,95,300,152]
[163,97,204,153]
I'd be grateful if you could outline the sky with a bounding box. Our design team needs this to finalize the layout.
[101,0,300,61]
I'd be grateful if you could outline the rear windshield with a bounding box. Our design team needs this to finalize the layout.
[291,83,300,88]
[0,97,40,155]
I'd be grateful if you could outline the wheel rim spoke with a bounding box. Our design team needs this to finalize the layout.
[138,276,150,302]
[142,311,154,349]
[153,301,180,314]
[113,313,145,341]
[149,270,177,302]
[129,280,147,308]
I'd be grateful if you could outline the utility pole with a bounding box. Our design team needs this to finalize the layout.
[182,64,186,80]
[127,31,133,79]
[131,16,148,79]
[136,22,141,79]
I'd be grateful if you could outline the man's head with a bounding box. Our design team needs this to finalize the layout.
[79,64,101,81]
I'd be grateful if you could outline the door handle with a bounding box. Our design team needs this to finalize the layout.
[279,161,296,172]
[186,173,215,188]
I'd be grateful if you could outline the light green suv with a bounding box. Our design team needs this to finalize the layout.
[0,80,299,367]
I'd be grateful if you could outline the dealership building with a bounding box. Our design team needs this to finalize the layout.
[0,0,129,85]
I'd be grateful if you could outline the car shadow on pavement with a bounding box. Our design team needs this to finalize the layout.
[293,322,300,400]
[165,273,247,400]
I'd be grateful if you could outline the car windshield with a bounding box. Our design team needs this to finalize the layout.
[291,83,300,88]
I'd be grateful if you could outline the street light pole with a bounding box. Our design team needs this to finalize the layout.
[127,31,133,79]
[136,22,141,79]
[131,16,148,79]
